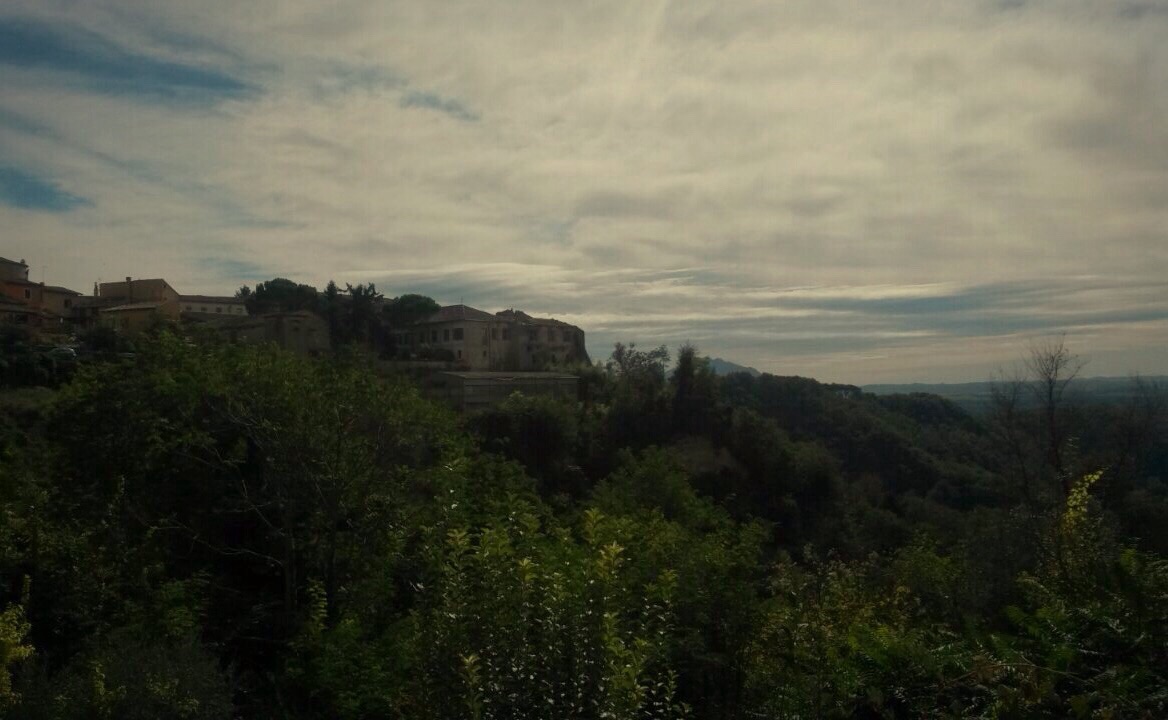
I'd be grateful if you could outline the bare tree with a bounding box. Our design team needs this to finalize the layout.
[1025,336,1085,497]
[990,335,1085,502]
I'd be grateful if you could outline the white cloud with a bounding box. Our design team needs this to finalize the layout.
[1,0,1165,382]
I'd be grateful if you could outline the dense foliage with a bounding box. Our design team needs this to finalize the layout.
[0,331,1164,718]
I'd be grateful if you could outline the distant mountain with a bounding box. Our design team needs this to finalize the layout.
[708,357,761,377]
[863,376,1167,415]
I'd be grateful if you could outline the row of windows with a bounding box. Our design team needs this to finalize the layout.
[417,326,575,343]
[182,305,246,314]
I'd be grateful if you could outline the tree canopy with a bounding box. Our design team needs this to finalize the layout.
[0,333,1164,718]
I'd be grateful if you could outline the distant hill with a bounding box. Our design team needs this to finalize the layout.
[708,357,761,377]
[863,376,1167,415]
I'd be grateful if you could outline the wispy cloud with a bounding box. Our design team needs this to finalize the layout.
[0,0,1165,382]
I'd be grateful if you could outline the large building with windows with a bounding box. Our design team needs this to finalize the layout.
[178,295,248,317]
[405,304,588,370]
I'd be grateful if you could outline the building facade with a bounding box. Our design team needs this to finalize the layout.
[406,304,588,371]
[93,277,182,333]
[218,311,329,355]
[179,295,248,316]
[0,257,82,332]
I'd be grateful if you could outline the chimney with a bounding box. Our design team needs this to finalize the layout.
[126,276,132,302]
[93,282,99,297]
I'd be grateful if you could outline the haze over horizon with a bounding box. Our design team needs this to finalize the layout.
[2,1,1166,384]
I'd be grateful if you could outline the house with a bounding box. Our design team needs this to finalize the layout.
[406,304,588,370]
[98,277,181,305]
[95,277,182,333]
[0,257,29,283]
[178,295,248,317]
[88,280,249,332]
[0,257,83,332]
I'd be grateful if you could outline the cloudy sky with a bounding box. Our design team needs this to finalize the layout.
[1,0,1166,383]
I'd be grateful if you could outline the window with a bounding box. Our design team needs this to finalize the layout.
[502,329,510,340]
[457,350,462,359]
[64,298,72,308]
[431,330,437,342]
[482,350,487,358]
[443,329,450,341]
[420,332,426,343]
[216,307,222,313]
[201,306,207,312]
[23,289,30,299]
[491,328,498,340]
[185,305,192,311]
[453,328,464,341]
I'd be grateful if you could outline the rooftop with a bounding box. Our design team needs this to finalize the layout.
[3,281,84,294]
[420,304,497,323]
[180,295,242,304]
[101,301,170,312]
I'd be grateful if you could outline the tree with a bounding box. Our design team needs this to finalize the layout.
[344,283,382,346]
[382,294,440,330]
[606,344,671,448]
[1025,336,1084,496]
[244,278,319,315]
[990,336,1086,502]
[670,344,719,436]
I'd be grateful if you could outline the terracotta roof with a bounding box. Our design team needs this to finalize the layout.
[420,304,496,323]
[101,301,169,312]
[43,285,81,295]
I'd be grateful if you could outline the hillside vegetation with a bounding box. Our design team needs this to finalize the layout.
[0,333,1165,719]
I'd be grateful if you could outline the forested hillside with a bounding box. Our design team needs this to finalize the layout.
[1,334,1165,718]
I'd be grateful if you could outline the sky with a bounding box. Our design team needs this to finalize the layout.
[1,0,1166,384]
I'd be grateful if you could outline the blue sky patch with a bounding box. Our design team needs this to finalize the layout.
[400,90,478,122]
[197,257,272,281]
[0,17,253,102]
[0,165,90,211]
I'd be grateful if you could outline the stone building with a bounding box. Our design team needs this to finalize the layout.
[217,311,329,355]
[406,304,588,371]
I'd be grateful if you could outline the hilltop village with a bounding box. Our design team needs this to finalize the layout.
[0,256,588,410]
